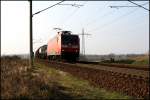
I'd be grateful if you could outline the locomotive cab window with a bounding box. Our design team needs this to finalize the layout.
[61,35,79,45]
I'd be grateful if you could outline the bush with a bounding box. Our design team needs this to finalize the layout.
[101,59,135,64]
[1,55,21,60]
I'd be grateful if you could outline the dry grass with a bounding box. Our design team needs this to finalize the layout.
[1,56,71,99]
[128,54,149,65]
[1,56,132,99]
[128,54,148,61]
[34,61,132,99]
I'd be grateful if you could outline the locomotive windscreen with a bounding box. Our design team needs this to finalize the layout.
[61,35,79,45]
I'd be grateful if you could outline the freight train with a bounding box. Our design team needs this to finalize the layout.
[35,45,47,59]
[35,31,80,61]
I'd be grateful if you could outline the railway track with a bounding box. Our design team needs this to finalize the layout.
[76,62,149,79]
[47,60,149,79]
[36,59,149,98]
[77,61,149,71]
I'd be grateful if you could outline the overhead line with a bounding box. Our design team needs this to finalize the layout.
[84,1,110,28]
[61,1,88,28]
[110,13,148,35]
[87,8,139,33]
[110,2,149,9]
[110,5,146,8]
[85,9,116,28]
[58,4,84,8]
[106,2,148,12]
[128,0,150,11]
[32,1,65,16]
[85,2,130,30]
[61,7,81,27]
[141,2,149,6]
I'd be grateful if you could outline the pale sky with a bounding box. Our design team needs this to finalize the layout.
[1,1,149,55]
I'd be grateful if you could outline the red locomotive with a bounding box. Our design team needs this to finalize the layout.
[35,31,80,61]
[47,31,80,61]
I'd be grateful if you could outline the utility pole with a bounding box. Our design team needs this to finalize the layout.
[79,28,91,55]
[29,0,83,67]
[82,29,85,55]
[29,0,33,67]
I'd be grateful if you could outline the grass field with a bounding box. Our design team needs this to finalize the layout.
[1,56,132,99]
[34,62,132,99]
[128,54,149,65]
[101,54,149,66]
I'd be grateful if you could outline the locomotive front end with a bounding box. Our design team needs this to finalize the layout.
[61,32,80,61]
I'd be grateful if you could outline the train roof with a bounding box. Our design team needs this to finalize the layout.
[58,31,72,35]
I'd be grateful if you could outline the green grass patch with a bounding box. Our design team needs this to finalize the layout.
[132,58,149,65]
[101,58,149,67]
[128,55,149,65]
[34,62,132,99]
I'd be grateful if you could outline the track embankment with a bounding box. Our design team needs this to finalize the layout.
[36,59,149,99]
[78,61,149,71]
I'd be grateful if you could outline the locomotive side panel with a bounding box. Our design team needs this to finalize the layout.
[47,33,61,60]
[47,35,61,56]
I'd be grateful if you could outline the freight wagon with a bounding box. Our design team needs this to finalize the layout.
[35,45,47,59]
